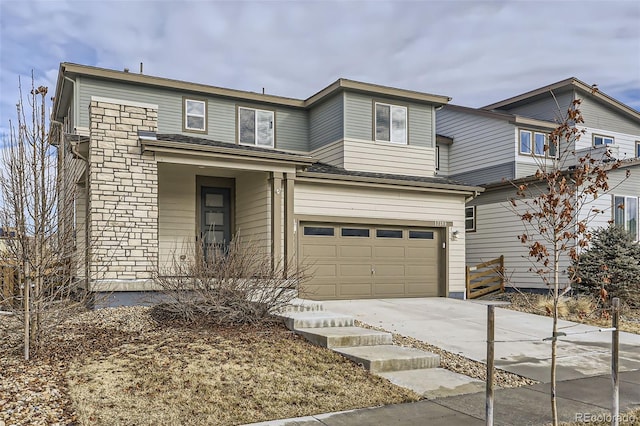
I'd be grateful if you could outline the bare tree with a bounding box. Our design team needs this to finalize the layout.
[0,75,85,360]
[507,94,629,425]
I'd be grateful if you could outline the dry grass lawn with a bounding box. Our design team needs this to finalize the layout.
[0,307,419,425]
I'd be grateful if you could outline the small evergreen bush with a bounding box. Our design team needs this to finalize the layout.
[574,225,640,307]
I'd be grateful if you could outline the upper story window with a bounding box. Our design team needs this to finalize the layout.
[184,98,207,133]
[465,206,476,232]
[614,195,638,241]
[519,129,555,158]
[375,103,407,144]
[593,134,614,147]
[239,107,274,147]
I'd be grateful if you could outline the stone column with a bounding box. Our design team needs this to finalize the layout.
[87,97,159,291]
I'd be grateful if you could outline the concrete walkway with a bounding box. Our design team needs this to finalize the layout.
[245,370,640,425]
[322,298,640,382]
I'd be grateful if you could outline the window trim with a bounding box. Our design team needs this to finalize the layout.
[183,97,207,134]
[593,134,614,147]
[374,102,408,145]
[613,195,639,242]
[519,129,554,158]
[465,206,476,232]
[237,106,275,148]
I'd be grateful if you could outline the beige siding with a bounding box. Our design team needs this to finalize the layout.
[311,140,345,168]
[235,172,270,251]
[343,139,436,177]
[158,163,196,267]
[295,182,466,294]
[467,200,572,290]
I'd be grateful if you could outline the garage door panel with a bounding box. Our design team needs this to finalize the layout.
[340,245,373,258]
[339,263,372,277]
[300,222,441,300]
[311,263,338,278]
[304,244,337,258]
[374,246,406,258]
[339,283,373,297]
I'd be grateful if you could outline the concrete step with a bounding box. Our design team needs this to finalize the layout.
[377,367,485,399]
[295,326,392,349]
[277,298,324,313]
[279,311,355,330]
[335,345,440,373]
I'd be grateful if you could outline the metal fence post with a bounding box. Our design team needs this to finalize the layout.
[611,297,620,426]
[486,304,495,426]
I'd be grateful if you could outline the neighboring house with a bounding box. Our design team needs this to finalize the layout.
[436,78,640,290]
[51,63,483,303]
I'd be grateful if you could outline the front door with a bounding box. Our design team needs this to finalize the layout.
[201,187,231,259]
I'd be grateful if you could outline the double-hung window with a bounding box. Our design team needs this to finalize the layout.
[614,195,639,241]
[239,107,274,147]
[593,134,614,147]
[184,98,207,133]
[375,103,407,144]
[465,206,476,232]
[520,129,552,157]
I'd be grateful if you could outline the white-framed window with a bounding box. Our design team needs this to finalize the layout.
[184,98,207,132]
[520,129,553,157]
[239,107,274,147]
[375,103,407,144]
[613,195,638,241]
[435,145,440,171]
[465,206,476,232]
[593,134,614,147]
[635,141,640,158]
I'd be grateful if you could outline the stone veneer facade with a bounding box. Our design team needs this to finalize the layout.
[88,97,159,291]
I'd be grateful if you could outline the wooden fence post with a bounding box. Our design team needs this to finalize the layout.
[486,304,495,426]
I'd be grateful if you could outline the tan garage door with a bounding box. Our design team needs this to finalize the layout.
[299,222,443,300]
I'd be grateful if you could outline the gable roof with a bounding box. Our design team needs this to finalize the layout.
[482,77,640,122]
[442,104,558,130]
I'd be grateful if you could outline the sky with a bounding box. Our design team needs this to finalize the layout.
[0,0,639,138]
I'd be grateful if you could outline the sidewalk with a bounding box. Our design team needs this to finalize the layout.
[245,370,640,425]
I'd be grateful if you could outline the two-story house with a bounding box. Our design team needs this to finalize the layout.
[52,63,483,304]
[436,78,640,290]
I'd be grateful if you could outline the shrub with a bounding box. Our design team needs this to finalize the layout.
[574,225,640,307]
[151,236,310,325]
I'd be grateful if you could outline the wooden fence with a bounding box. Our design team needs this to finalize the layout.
[1,261,19,306]
[466,256,505,299]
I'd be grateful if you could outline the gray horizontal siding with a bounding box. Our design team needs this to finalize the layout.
[497,90,574,122]
[344,92,434,147]
[309,94,344,150]
[78,76,309,151]
[579,96,640,136]
[450,162,514,186]
[437,108,515,185]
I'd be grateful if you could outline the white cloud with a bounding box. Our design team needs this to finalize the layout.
[0,0,638,129]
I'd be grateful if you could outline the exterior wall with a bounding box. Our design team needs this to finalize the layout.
[576,125,640,160]
[580,96,640,137]
[235,172,270,251]
[88,98,158,289]
[311,140,345,168]
[495,90,574,122]
[157,163,196,267]
[436,108,515,185]
[467,189,572,290]
[343,91,434,148]
[294,181,466,295]
[343,139,436,177]
[309,93,344,150]
[436,143,450,176]
[77,76,309,152]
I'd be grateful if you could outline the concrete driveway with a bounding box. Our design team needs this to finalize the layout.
[321,298,640,382]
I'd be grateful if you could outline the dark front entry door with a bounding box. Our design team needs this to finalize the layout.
[201,187,231,258]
